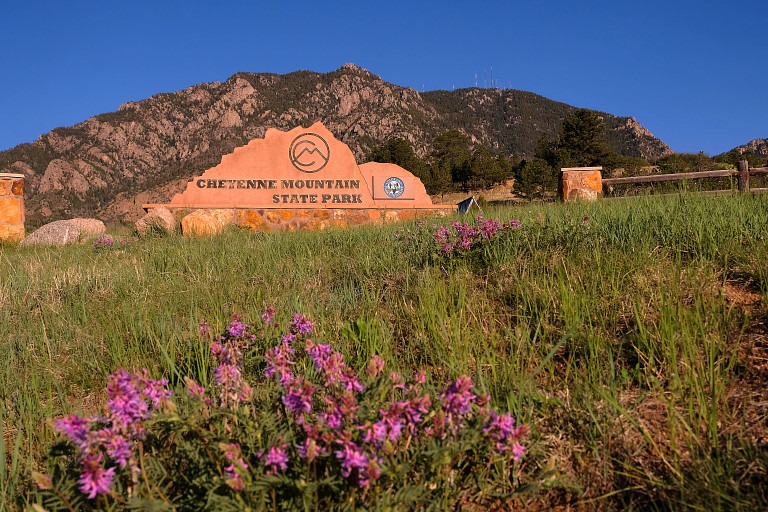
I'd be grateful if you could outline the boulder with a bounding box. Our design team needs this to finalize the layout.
[20,220,82,246]
[135,206,176,237]
[181,210,224,237]
[20,218,106,246]
[67,218,106,238]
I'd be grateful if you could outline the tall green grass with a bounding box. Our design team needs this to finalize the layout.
[2,192,767,510]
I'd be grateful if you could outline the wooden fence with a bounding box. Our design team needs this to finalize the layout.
[601,160,768,196]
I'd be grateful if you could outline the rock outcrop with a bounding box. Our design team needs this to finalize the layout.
[733,138,768,159]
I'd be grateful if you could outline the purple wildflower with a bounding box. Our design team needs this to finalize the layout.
[389,371,405,389]
[282,378,315,418]
[340,368,364,393]
[433,225,450,245]
[139,369,171,408]
[214,363,253,407]
[261,306,276,326]
[290,313,315,336]
[210,337,243,366]
[106,370,151,435]
[337,391,360,417]
[185,377,206,398]
[263,444,289,474]
[334,442,379,487]
[320,352,345,386]
[511,442,526,461]
[53,369,173,500]
[78,454,115,499]
[220,443,249,490]
[363,421,389,445]
[319,408,344,429]
[483,411,530,457]
[305,340,363,392]
[226,314,247,339]
[100,431,132,467]
[368,394,431,447]
[92,235,114,249]
[478,217,502,239]
[305,339,333,370]
[214,363,241,387]
[366,355,385,378]
[404,395,431,425]
[334,442,369,478]
[441,376,476,416]
[296,437,327,462]
[265,340,296,388]
[54,415,92,451]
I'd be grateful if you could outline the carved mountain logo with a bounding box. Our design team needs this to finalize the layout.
[289,133,330,173]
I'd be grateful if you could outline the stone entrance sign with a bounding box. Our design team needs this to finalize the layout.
[0,173,25,241]
[145,123,454,232]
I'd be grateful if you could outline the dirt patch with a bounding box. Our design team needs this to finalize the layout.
[723,282,763,310]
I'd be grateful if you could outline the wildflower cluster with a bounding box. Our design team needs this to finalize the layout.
[40,309,530,509]
[92,235,114,250]
[191,310,529,491]
[51,370,171,498]
[433,216,521,257]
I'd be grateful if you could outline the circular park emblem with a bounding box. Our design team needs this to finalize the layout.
[383,177,405,198]
[289,133,330,173]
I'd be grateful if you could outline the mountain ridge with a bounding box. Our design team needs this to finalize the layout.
[731,138,768,158]
[0,63,672,227]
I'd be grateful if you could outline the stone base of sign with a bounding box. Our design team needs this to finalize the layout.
[0,173,25,242]
[560,167,603,202]
[153,207,451,236]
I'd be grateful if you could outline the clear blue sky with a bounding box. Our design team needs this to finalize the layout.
[1,1,765,155]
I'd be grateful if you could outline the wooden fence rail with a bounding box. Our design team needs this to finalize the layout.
[601,161,768,194]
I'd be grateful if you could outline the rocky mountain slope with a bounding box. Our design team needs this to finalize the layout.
[0,63,672,227]
[732,138,768,158]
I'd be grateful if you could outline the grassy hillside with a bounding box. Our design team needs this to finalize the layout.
[2,194,767,510]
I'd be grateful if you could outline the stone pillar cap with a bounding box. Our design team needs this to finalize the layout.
[560,167,603,172]
[0,173,25,179]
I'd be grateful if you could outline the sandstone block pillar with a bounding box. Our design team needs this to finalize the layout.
[560,167,603,202]
[0,173,25,242]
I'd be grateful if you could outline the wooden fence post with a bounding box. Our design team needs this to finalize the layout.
[738,160,750,193]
